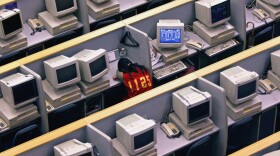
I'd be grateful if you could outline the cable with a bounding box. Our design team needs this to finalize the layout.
[246,0,256,10]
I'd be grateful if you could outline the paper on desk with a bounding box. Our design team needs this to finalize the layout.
[107,51,117,62]
[151,52,162,66]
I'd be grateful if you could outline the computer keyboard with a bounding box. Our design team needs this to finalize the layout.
[153,60,187,80]
[205,39,238,57]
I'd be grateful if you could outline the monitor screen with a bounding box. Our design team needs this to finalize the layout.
[12,79,38,105]
[57,64,78,84]
[89,56,107,77]
[79,152,92,156]
[134,129,154,150]
[211,1,230,24]
[2,13,22,36]
[56,0,74,12]
[159,29,181,43]
[238,80,257,99]
[189,101,210,124]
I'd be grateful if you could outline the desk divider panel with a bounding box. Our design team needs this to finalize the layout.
[124,25,152,74]
[76,0,90,33]
[125,1,195,39]
[197,77,227,156]
[229,0,247,50]
[86,124,114,156]
[19,65,49,133]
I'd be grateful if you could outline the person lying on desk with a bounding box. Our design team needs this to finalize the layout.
[113,58,153,100]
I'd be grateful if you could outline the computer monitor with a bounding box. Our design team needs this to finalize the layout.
[72,49,109,83]
[0,9,23,40]
[45,0,77,17]
[44,55,81,89]
[156,19,184,49]
[172,86,212,126]
[271,50,280,76]
[54,139,93,156]
[0,73,38,109]
[116,113,156,155]
[262,0,280,6]
[195,0,231,28]
[220,66,259,105]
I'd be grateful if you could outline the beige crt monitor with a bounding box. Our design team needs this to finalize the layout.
[0,9,23,40]
[72,49,109,83]
[116,114,156,155]
[271,50,280,76]
[220,66,259,105]
[45,0,77,17]
[44,55,81,89]
[54,139,93,156]
[172,86,212,126]
[0,73,38,109]
[195,0,231,28]
[156,19,184,49]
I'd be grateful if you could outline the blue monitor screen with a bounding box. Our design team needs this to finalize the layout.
[159,29,181,43]
[211,1,230,24]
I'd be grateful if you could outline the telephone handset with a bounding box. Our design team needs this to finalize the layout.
[160,122,181,138]
[252,8,270,21]
[259,79,277,93]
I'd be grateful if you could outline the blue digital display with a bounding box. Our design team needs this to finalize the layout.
[159,29,181,43]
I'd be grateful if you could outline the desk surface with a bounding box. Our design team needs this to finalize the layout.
[156,123,219,156]
[89,0,147,24]
[245,7,273,32]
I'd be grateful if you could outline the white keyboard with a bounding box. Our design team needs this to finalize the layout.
[153,60,187,80]
[205,39,238,57]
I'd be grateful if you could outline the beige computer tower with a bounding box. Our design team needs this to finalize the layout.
[0,98,39,128]
[169,113,214,140]
[42,80,81,108]
[87,0,120,20]
[257,0,280,20]
[78,78,110,96]
[0,33,27,55]
[226,97,262,121]
[193,21,235,45]
[112,138,157,156]
[38,11,78,36]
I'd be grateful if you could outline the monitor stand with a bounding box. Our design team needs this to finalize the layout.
[0,33,27,55]
[38,11,78,36]
[226,97,262,121]
[151,39,188,63]
[267,70,280,89]
[78,77,110,96]
[42,80,81,109]
[87,0,120,20]
[0,98,39,129]
[193,21,235,45]
[112,138,157,156]
[169,112,214,140]
[257,0,280,20]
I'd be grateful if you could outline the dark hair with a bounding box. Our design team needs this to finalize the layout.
[118,58,147,77]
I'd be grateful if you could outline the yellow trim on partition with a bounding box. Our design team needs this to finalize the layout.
[123,0,193,25]
[0,119,87,156]
[229,131,280,156]
[195,37,280,77]
[0,0,15,7]
[0,61,20,74]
